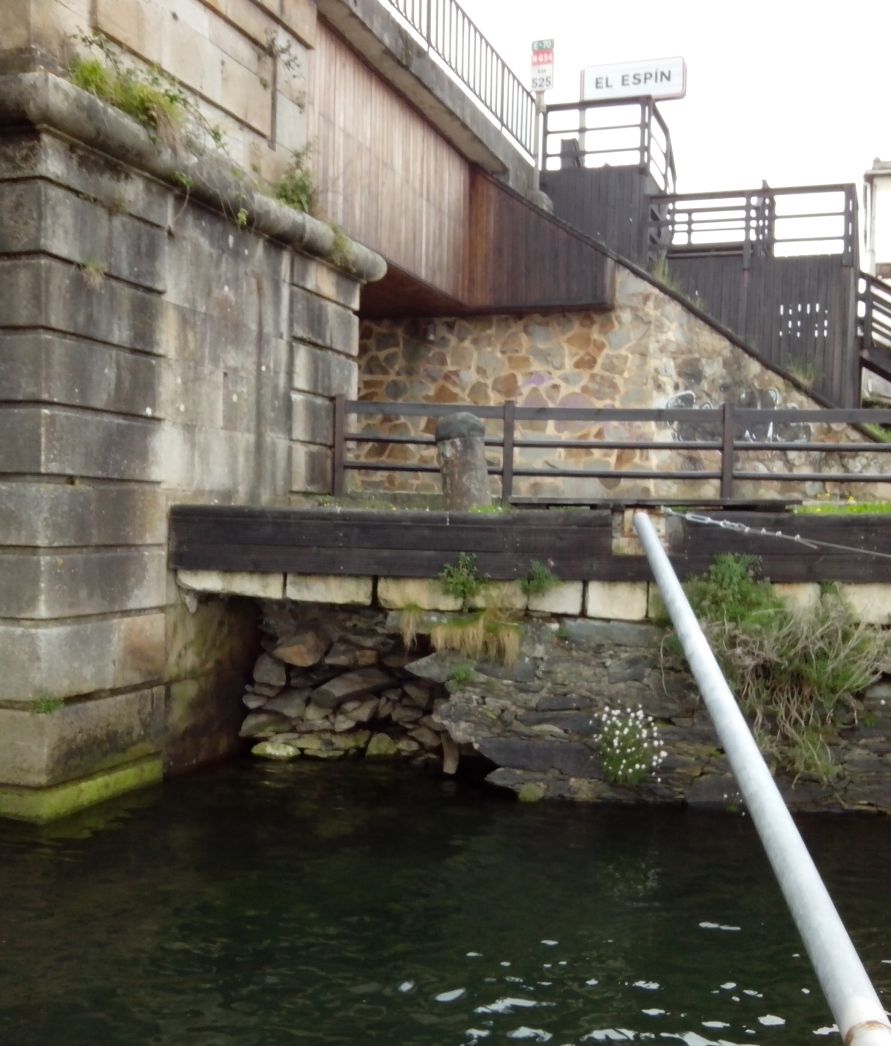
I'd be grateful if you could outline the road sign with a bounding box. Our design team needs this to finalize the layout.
[531,38,554,92]
[581,56,686,102]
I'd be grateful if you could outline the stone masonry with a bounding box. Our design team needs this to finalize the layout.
[358,268,891,502]
[0,72,383,821]
[180,570,891,815]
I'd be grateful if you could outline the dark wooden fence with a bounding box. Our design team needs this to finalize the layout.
[541,98,675,265]
[648,185,860,406]
[465,170,615,311]
[542,98,676,191]
[860,273,891,384]
[333,398,891,503]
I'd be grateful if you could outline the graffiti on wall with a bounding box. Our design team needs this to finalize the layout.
[665,387,812,444]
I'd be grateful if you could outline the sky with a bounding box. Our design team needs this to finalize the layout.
[457,0,891,195]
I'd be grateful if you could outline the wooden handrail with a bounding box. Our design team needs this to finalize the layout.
[330,399,891,502]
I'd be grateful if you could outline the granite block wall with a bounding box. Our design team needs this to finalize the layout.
[0,81,376,819]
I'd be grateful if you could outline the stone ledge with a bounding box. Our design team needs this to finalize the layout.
[527,582,584,616]
[585,581,649,621]
[0,686,164,787]
[178,569,285,600]
[0,755,162,823]
[377,577,462,612]
[285,574,373,604]
[0,72,386,283]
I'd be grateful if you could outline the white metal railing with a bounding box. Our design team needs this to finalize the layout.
[634,512,891,1046]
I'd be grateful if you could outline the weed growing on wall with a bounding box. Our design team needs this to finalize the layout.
[275,147,317,214]
[70,35,189,143]
[32,697,64,715]
[680,555,890,783]
[429,608,520,669]
[598,705,666,786]
[521,560,561,598]
[438,553,483,609]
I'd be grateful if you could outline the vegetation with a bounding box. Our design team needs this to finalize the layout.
[863,423,891,445]
[521,560,561,598]
[274,147,317,214]
[795,500,891,516]
[649,254,685,296]
[80,258,107,289]
[679,554,889,782]
[448,664,476,687]
[429,609,520,669]
[438,552,483,609]
[398,602,423,651]
[69,36,188,142]
[32,697,64,715]
[598,705,666,786]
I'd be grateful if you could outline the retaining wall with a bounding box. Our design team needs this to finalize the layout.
[177,567,891,814]
[0,75,382,821]
[358,268,891,502]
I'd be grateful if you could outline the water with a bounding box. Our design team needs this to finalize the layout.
[0,760,888,1045]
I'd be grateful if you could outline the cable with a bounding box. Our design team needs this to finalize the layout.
[665,508,891,563]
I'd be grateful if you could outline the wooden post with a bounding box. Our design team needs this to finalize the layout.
[332,394,346,497]
[721,402,734,502]
[502,399,515,504]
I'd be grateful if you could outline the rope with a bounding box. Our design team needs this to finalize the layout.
[665,507,891,563]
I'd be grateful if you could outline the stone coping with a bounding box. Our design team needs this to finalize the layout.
[0,71,387,284]
[177,570,891,626]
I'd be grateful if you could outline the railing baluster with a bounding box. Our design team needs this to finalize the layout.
[721,402,734,501]
[502,399,515,503]
[333,393,347,497]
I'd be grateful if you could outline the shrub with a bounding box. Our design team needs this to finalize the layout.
[681,555,890,782]
[275,148,317,214]
[438,553,483,609]
[521,560,560,598]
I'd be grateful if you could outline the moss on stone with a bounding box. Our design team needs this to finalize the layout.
[0,756,163,824]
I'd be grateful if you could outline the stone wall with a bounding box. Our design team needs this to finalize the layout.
[180,571,891,815]
[0,75,382,821]
[0,0,314,184]
[358,267,891,502]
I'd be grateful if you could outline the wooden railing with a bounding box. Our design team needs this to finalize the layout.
[649,184,858,265]
[860,273,891,382]
[332,398,891,503]
[542,98,676,192]
[383,0,536,155]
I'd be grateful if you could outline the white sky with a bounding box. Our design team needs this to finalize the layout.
[458,0,891,195]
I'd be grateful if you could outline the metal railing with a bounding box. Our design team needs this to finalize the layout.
[332,398,891,501]
[635,511,891,1046]
[542,97,676,192]
[649,183,858,265]
[383,0,536,155]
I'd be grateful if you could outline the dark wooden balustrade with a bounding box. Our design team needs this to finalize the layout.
[333,397,891,503]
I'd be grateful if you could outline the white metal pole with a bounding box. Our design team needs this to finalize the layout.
[633,511,891,1046]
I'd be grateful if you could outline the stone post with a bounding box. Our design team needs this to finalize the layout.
[435,412,491,511]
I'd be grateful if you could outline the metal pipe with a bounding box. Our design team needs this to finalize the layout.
[633,512,891,1046]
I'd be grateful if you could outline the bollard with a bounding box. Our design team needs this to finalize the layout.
[435,412,492,512]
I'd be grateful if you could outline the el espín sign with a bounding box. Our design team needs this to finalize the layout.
[581,56,686,102]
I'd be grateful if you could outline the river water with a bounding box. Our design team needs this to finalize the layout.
[0,759,888,1045]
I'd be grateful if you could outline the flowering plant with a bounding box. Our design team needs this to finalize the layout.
[598,705,666,786]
